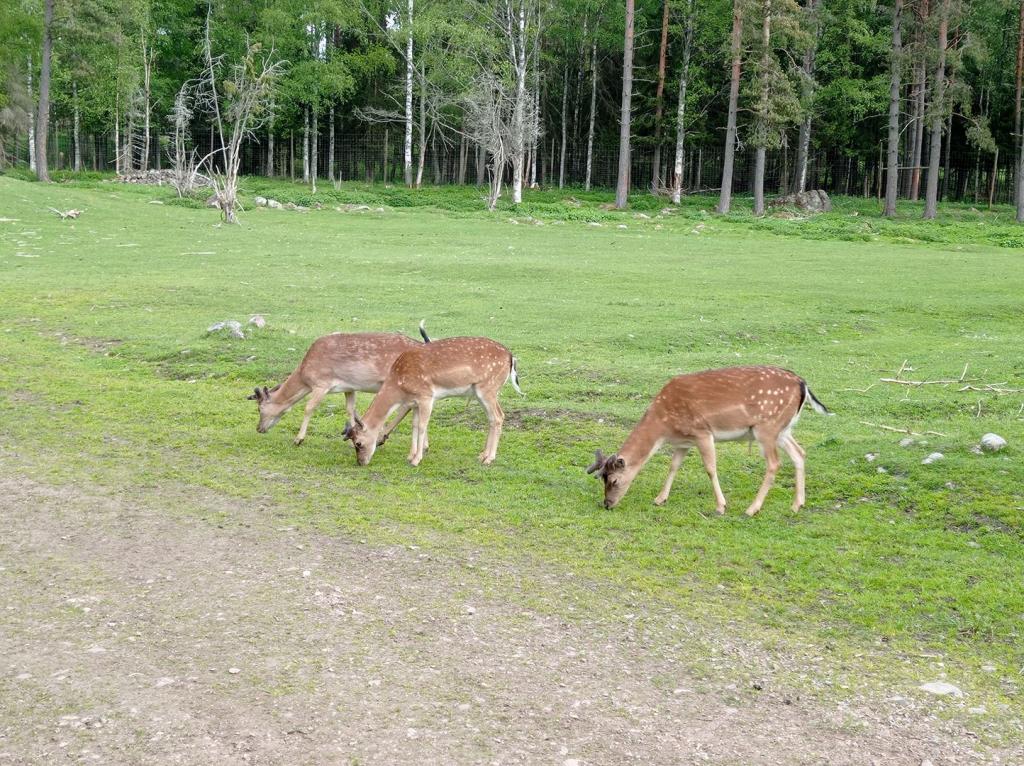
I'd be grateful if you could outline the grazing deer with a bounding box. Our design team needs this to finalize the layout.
[586,366,830,514]
[248,322,431,445]
[343,337,523,467]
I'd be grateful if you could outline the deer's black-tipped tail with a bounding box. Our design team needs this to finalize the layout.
[800,379,832,415]
[418,319,431,343]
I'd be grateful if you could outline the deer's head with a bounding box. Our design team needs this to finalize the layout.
[586,449,634,509]
[247,385,284,433]
[342,415,376,466]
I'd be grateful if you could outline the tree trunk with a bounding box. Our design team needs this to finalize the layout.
[311,106,318,193]
[672,0,694,204]
[650,0,670,191]
[290,130,295,180]
[615,0,636,209]
[585,42,598,192]
[328,104,335,182]
[794,0,821,194]
[922,0,947,219]
[27,55,36,172]
[909,0,929,201]
[431,121,441,184]
[404,0,415,187]
[35,0,53,181]
[142,35,152,171]
[752,0,772,216]
[559,67,568,189]
[1016,0,1024,220]
[73,81,82,172]
[458,132,467,184]
[267,106,275,177]
[717,0,743,214]
[510,0,528,204]
[415,64,426,188]
[383,127,389,183]
[302,106,309,183]
[884,0,902,217]
[989,147,999,208]
[941,107,952,201]
[114,101,120,175]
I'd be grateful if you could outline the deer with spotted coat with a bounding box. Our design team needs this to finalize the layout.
[343,336,523,467]
[587,366,830,514]
[249,322,431,445]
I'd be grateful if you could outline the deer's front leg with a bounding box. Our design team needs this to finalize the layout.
[294,387,328,446]
[695,434,726,514]
[378,403,412,447]
[654,448,689,506]
[410,398,433,466]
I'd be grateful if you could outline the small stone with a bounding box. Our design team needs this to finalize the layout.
[564,760,581,766]
[876,466,888,474]
[865,453,878,462]
[302,570,311,578]
[266,199,282,209]
[899,437,915,448]
[921,760,935,766]
[155,677,175,688]
[968,706,986,715]
[919,681,962,697]
[254,196,268,206]
[465,606,476,615]
[248,315,266,328]
[228,667,241,675]
[980,433,1007,453]
[921,452,944,465]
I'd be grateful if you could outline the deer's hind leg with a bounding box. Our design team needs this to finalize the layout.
[746,426,782,516]
[780,434,806,511]
[474,385,505,465]
[694,434,726,514]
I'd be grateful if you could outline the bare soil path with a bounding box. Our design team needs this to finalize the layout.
[0,470,1015,765]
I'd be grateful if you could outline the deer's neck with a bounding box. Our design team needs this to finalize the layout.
[619,412,666,470]
[362,384,404,436]
[270,371,309,409]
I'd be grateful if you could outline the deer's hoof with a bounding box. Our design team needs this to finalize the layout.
[715,506,726,515]
[653,496,668,507]
[791,501,804,512]
[293,437,305,446]
[745,505,761,517]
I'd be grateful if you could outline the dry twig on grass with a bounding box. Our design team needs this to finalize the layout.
[861,421,948,438]
[881,363,970,388]
[48,207,82,220]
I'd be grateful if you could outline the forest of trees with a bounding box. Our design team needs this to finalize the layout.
[2,0,1024,220]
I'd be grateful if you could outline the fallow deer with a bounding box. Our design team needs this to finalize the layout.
[248,322,430,445]
[586,366,830,514]
[342,337,523,467]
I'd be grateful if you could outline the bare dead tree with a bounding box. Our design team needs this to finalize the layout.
[199,9,283,224]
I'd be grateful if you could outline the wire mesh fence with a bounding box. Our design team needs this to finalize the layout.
[8,122,1019,206]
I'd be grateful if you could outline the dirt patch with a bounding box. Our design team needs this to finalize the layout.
[0,469,1016,765]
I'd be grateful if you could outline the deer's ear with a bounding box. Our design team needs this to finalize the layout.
[262,386,270,398]
[353,414,364,429]
[585,449,605,475]
[342,422,353,440]
[610,456,625,471]
[248,387,262,401]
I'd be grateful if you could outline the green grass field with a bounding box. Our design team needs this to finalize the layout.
[2,173,1022,725]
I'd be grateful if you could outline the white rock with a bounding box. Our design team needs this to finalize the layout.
[899,437,915,448]
[266,199,282,209]
[228,667,241,675]
[865,453,878,462]
[155,677,175,687]
[564,760,581,766]
[465,605,476,615]
[253,196,268,206]
[980,433,1007,453]
[921,452,944,465]
[248,315,266,328]
[918,681,962,697]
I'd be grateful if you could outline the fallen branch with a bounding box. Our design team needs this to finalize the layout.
[841,384,876,394]
[959,384,1024,395]
[881,363,971,388]
[861,421,948,437]
[48,207,83,220]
